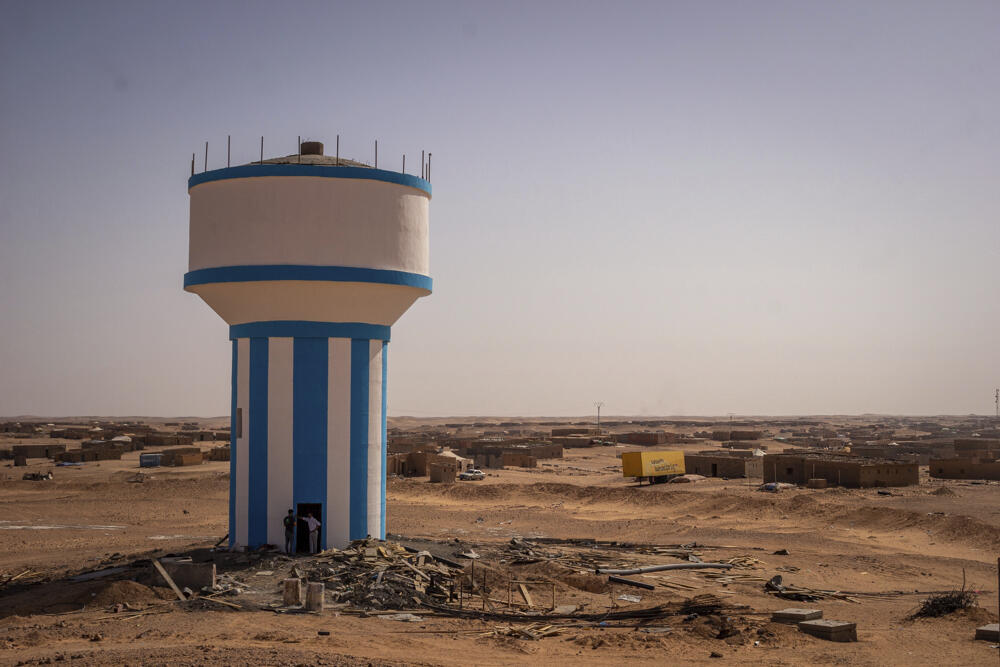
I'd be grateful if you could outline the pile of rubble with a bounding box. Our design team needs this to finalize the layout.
[302,538,463,610]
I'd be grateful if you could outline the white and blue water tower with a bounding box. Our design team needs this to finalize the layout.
[184,140,431,551]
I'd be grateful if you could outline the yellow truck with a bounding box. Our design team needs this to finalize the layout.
[621,450,685,485]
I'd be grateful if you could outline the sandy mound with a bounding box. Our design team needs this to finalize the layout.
[77,580,160,608]
[1,579,166,618]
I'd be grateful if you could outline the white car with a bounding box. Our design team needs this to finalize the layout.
[459,469,486,481]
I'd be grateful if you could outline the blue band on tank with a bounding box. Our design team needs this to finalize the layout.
[188,164,432,196]
[184,265,432,292]
[230,321,390,341]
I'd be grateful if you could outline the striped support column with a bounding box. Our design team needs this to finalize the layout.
[228,322,389,550]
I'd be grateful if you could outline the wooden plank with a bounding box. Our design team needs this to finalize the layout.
[487,596,531,608]
[518,583,534,608]
[152,558,187,601]
[400,558,431,581]
[201,596,241,609]
[472,585,497,612]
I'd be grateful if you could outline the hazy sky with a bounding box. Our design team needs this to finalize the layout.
[1,1,998,417]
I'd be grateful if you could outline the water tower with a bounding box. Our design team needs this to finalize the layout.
[184,140,431,551]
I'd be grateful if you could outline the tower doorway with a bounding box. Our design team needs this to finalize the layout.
[296,503,323,553]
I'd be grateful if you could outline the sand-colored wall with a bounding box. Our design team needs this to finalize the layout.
[930,458,1000,480]
[684,454,748,478]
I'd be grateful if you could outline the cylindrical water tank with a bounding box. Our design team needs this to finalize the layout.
[185,145,431,550]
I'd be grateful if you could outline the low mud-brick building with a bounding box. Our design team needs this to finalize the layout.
[929,457,1000,481]
[684,452,754,478]
[763,453,918,488]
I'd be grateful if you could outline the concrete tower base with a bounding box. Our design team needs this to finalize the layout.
[228,321,388,551]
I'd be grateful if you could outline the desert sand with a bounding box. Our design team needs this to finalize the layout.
[1,420,998,665]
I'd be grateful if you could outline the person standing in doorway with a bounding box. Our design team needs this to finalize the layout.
[303,513,322,553]
[282,509,296,554]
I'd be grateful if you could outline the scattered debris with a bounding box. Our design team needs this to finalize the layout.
[910,589,978,619]
[759,483,795,493]
[608,575,654,590]
[765,576,844,602]
[379,613,424,622]
[483,622,560,640]
[668,474,707,484]
[3,569,37,585]
[598,563,734,575]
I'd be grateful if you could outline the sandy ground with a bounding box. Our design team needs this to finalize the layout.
[1,440,999,665]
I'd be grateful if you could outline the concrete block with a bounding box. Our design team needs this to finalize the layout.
[771,608,823,623]
[975,624,999,641]
[188,548,216,563]
[283,578,303,606]
[305,582,325,611]
[798,619,857,642]
[160,561,215,590]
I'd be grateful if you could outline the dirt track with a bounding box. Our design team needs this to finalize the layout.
[1,443,999,665]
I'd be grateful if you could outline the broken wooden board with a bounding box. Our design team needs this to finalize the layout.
[518,583,534,608]
[152,558,187,601]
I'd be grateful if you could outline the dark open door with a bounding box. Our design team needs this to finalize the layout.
[296,503,322,553]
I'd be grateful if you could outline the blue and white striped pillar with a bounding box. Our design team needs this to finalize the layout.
[228,321,389,550]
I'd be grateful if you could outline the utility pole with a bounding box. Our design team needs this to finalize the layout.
[595,402,604,432]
